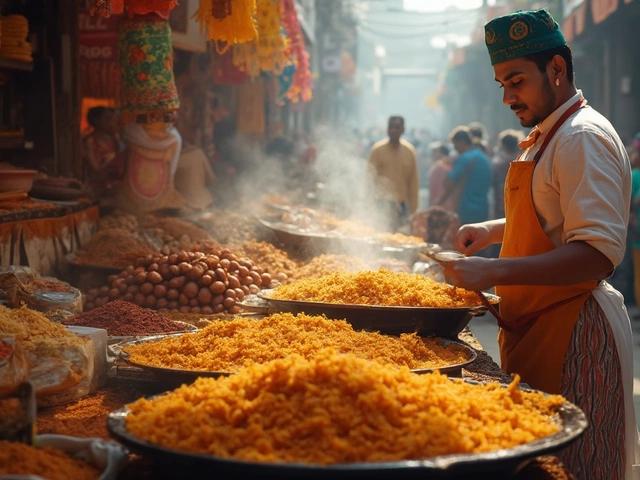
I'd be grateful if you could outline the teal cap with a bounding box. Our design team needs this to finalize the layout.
[484,9,566,66]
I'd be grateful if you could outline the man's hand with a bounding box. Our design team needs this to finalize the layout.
[442,257,496,291]
[456,223,495,255]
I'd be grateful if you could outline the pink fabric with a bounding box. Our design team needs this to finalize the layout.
[427,158,456,211]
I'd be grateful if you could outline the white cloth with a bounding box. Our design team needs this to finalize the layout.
[592,283,640,480]
[122,123,182,178]
[518,90,631,266]
[520,91,638,479]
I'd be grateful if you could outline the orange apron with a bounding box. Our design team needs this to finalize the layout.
[495,99,597,394]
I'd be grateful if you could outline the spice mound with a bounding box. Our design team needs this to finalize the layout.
[125,350,564,464]
[0,305,82,353]
[293,254,369,280]
[64,300,188,337]
[271,269,481,308]
[73,228,154,269]
[123,313,471,371]
[0,440,100,480]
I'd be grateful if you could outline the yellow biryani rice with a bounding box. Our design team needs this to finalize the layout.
[123,313,470,371]
[270,269,481,308]
[125,350,564,464]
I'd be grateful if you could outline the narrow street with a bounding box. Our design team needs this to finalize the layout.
[471,306,640,425]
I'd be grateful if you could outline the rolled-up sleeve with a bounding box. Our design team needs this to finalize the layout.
[554,130,630,266]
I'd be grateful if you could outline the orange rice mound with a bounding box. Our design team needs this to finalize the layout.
[270,269,481,307]
[0,440,100,479]
[123,313,470,371]
[125,350,564,464]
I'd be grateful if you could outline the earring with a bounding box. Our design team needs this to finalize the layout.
[555,78,560,87]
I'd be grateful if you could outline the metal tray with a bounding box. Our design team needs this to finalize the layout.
[240,291,500,339]
[107,382,587,479]
[112,334,478,389]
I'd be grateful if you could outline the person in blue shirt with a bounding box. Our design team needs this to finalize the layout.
[442,126,492,226]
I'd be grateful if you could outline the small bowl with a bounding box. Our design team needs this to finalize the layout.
[0,169,38,193]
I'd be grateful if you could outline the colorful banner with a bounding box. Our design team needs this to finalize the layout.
[79,9,120,100]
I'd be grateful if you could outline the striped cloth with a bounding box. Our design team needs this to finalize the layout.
[558,295,625,479]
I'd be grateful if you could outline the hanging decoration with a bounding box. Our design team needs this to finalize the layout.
[232,0,290,78]
[118,17,180,123]
[281,0,312,103]
[193,0,258,53]
[212,50,248,85]
[89,0,178,18]
[277,62,296,104]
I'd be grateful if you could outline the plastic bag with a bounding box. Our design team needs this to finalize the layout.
[29,337,95,407]
[0,267,83,316]
[0,336,28,397]
[0,434,129,480]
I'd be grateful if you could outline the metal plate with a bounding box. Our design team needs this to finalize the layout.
[112,335,478,388]
[107,382,587,479]
[249,290,501,339]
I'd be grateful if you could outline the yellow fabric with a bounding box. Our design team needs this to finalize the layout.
[236,79,265,140]
[368,139,419,214]
[232,0,289,77]
[495,161,596,394]
[193,0,257,53]
[0,206,99,276]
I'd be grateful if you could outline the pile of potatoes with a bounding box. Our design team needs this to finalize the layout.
[84,248,274,314]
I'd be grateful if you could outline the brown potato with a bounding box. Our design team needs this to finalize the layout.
[148,263,159,273]
[183,281,199,299]
[167,300,179,310]
[201,306,213,315]
[134,293,146,306]
[224,289,236,299]
[219,258,231,270]
[200,274,213,287]
[156,298,168,309]
[229,260,240,272]
[229,306,241,315]
[169,276,186,289]
[234,288,245,301]
[134,272,147,285]
[179,305,190,313]
[177,251,189,263]
[148,271,163,285]
[169,264,181,277]
[189,298,199,307]
[191,306,201,314]
[158,264,172,279]
[240,275,253,286]
[210,281,226,295]
[140,282,154,295]
[214,268,227,282]
[99,285,110,295]
[250,271,262,287]
[178,293,189,306]
[123,293,134,302]
[168,254,179,265]
[238,266,250,278]
[127,284,139,295]
[249,284,260,295]
[197,288,212,305]
[228,275,241,289]
[145,295,157,308]
[261,273,272,287]
[213,304,225,314]
[223,297,235,309]
[166,288,179,300]
[212,294,224,306]
[108,288,120,300]
[154,284,167,298]
[179,262,193,275]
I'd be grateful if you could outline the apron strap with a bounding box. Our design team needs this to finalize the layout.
[533,98,586,163]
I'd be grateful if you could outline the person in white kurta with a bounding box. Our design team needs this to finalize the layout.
[442,8,640,480]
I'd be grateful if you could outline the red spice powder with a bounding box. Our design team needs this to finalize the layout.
[63,300,186,336]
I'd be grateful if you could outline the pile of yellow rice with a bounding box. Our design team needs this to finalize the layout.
[270,269,481,308]
[123,313,470,371]
[125,350,564,464]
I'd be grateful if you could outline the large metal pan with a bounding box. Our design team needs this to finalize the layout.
[107,381,587,479]
[240,291,500,339]
[112,334,478,389]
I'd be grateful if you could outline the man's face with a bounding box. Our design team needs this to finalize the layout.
[388,119,404,142]
[452,140,464,154]
[98,110,119,134]
[493,57,557,128]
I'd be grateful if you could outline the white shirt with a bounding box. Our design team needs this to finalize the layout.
[518,90,631,266]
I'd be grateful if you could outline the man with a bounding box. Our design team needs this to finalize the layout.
[441,126,492,226]
[443,9,637,479]
[368,116,419,231]
[468,121,494,157]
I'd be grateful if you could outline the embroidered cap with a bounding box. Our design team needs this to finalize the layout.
[484,9,566,66]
